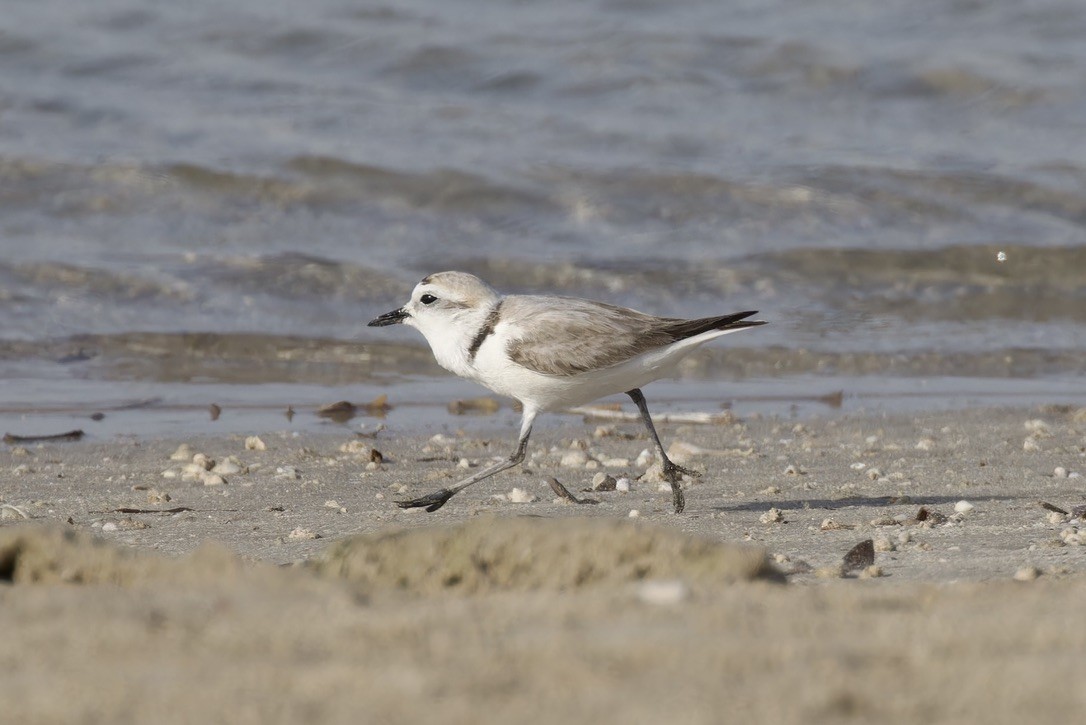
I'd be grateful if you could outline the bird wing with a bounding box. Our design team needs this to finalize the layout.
[500,295,761,377]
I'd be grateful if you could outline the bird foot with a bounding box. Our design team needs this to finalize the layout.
[662,460,700,483]
[396,488,456,512]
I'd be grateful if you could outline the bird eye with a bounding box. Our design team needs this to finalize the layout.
[420,293,437,305]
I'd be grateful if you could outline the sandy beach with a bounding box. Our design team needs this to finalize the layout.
[2,404,1085,723]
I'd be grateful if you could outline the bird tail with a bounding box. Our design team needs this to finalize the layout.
[662,311,766,341]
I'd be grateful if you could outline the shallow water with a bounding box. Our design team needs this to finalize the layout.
[1,0,1084,436]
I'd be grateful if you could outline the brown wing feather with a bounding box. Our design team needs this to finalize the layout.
[502,296,761,377]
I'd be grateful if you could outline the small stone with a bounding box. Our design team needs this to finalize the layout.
[869,516,898,527]
[873,537,895,553]
[628,509,640,518]
[865,467,882,480]
[859,565,884,579]
[212,459,244,475]
[245,436,266,451]
[954,500,975,514]
[603,458,629,468]
[1053,467,1068,479]
[288,527,320,541]
[592,472,617,491]
[760,485,781,495]
[1013,566,1040,582]
[635,449,655,468]
[191,453,214,470]
[615,477,631,492]
[636,579,689,606]
[457,458,471,469]
[1047,511,1067,525]
[1,505,29,520]
[147,489,171,504]
[915,438,935,451]
[324,500,341,509]
[275,466,301,479]
[1023,438,1041,452]
[560,450,589,468]
[10,447,29,457]
[896,531,912,545]
[1024,419,1050,436]
[849,462,866,471]
[12,464,30,476]
[506,487,536,504]
[816,564,844,579]
[101,522,118,532]
[169,444,193,461]
[760,508,784,524]
[202,474,226,486]
[820,519,850,531]
[783,465,805,475]
[161,469,179,479]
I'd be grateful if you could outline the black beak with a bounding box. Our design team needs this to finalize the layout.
[368,307,409,327]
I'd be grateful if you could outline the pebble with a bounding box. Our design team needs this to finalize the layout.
[1,504,29,520]
[339,440,371,455]
[202,474,226,486]
[10,447,29,457]
[592,472,617,491]
[954,500,975,514]
[245,436,266,451]
[457,458,472,469]
[635,449,655,468]
[873,537,895,553]
[161,469,179,479]
[783,465,805,476]
[212,458,244,475]
[859,565,884,579]
[192,453,214,470]
[506,487,536,504]
[615,477,631,492]
[1053,467,1068,479]
[760,508,784,524]
[1024,419,1050,436]
[869,516,898,527]
[169,444,193,461]
[865,467,882,480]
[628,509,640,518]
[760,485,781,495]
[101,522,118,532]
[1047,511,1067,525]
[147,489,171,504]
[276,466,301,479]
[1013,566,1041,582]
[1060,527,1084,546]
[849,462,867,471]
[1023,438,1041,452]
[560,450,590,468]
[820,519,850,531]
[288,527,320,541]
[12,464,30,476]
[915,438,935,451]
[636,579,689,606]
[815,564,844,579]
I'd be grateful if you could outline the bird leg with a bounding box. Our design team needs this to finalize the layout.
[626,388,697,514]
[397,409,536,512]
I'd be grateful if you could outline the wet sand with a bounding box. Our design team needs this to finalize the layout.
[2,405,1085,722]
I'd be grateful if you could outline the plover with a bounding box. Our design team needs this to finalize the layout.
[369,271,765,513]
